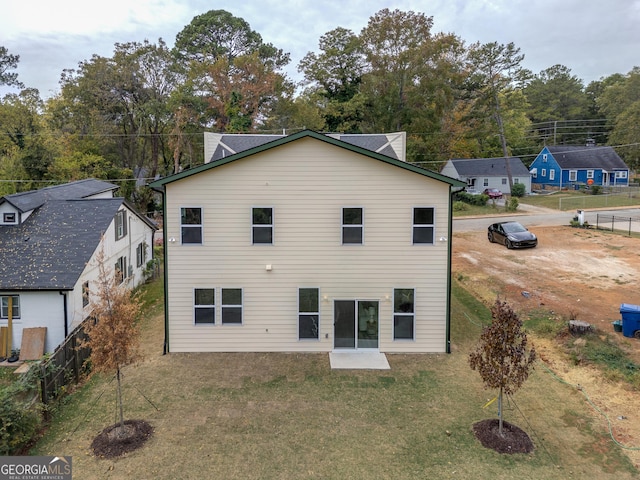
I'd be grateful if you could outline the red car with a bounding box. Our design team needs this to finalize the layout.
[483,188,503,199]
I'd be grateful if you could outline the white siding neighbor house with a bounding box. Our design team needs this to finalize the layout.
[441,157,532,194]
[150,130,465,354]
[0,179,156,354]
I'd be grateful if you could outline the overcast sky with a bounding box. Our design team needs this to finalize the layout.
[1,0,639,99]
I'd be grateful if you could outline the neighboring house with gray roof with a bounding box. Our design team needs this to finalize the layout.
[529,145,629,188]
[0,180,156,354]
[204,131,407,163]
[440,157,531,194]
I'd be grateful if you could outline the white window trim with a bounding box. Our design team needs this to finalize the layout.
[252,206,274,245]
[549,170,555,181]
[298,287,320,341]
[586,170,594,179]
[194,288,216,325]
[221,288,244,325]
[569,170,577,182]
[541,168,546,177]
[393,288,415,341]
[180,206,204,245]
[342,206,364,245]
[0,295,20,319]
[412,207,435,245]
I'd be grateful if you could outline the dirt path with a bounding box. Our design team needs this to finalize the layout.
[453,224,640,469]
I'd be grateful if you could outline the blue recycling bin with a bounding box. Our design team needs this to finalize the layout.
[620,304,640,338]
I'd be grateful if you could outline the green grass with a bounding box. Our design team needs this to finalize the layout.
[520,191,640,211]
[27,278,638,479]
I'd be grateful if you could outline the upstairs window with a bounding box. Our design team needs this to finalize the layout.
[181,207,203,244]
[412,207,434,245]
[342,207,363,245]
[194,288,215,324]
[252,207,273,244]
[542,154,548,162]
[115,210,127,240]
[0,295,20,319]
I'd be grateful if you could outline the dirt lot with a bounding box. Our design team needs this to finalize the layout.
[453,224,640,468]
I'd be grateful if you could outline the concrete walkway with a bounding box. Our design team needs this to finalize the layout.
[329,351,391,370]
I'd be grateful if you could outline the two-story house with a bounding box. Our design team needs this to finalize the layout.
[0,179,156,354]
[150,130,465,355]
[529,145,630,188]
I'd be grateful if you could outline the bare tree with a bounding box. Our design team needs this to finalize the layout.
[469,299,536,436]
[83,246,141,436]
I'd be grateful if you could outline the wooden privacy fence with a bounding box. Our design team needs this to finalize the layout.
[596,214,640,236]
[39,320,92,405]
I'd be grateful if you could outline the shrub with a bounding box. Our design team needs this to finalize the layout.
[511,183,526,197]
[453,201,469,212]
[453,191,488,206]
[505,197,519,212]
[590,185,602,195]
[0,369,44,455]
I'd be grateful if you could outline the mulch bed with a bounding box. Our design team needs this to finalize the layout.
[472,419,534,454]
[91,419,154,459]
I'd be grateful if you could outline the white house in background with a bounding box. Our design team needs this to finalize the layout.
[150,130,465,355]
[441,157,532,194]
[0,179,156,354]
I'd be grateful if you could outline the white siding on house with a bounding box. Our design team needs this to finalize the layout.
[165,137,452,353]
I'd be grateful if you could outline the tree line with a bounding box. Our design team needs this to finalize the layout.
[1,8,639,210]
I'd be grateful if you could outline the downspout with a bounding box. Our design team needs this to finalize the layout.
[59,291,68,338]
[446,186,464,354]
[161,187,169,355]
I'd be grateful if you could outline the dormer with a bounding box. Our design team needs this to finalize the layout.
[0,201,21,226]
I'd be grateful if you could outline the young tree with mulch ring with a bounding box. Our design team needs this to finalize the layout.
[469,299,536,446]
[83,246,153,457]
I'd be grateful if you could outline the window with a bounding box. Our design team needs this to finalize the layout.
[514,178,520,184]
[412,207,434,245]
[115,210,127,240]
[82,281,89,308]
[616,171,628,179]
[194,288,215,324]
[115,256,127,284]
[393,289,414,340]
[181,207,203,244]
[541,168,546,177]
[569,170,577,182]
[221,288,243,325]
[298,288,319,340]
[252,207,273,244]
[483,178,489,187]
[3,213,16,223]
[587,170,594,179]
[501,178,507,185]
[342,207,363,244]
[542,154,548,162]
[136,242,145,268]
[549,170,555,181]
[0,295,20,319]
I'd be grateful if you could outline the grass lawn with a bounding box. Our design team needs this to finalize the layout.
[29,280,638,479]
[520,190,640,211]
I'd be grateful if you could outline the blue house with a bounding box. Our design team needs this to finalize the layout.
[530,145,629,188]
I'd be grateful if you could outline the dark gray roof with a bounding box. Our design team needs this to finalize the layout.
[547,146,628,170]
[449,157,530,176]
[1,179,118,213]
[208,133,402,161]
[0,198,124,290]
